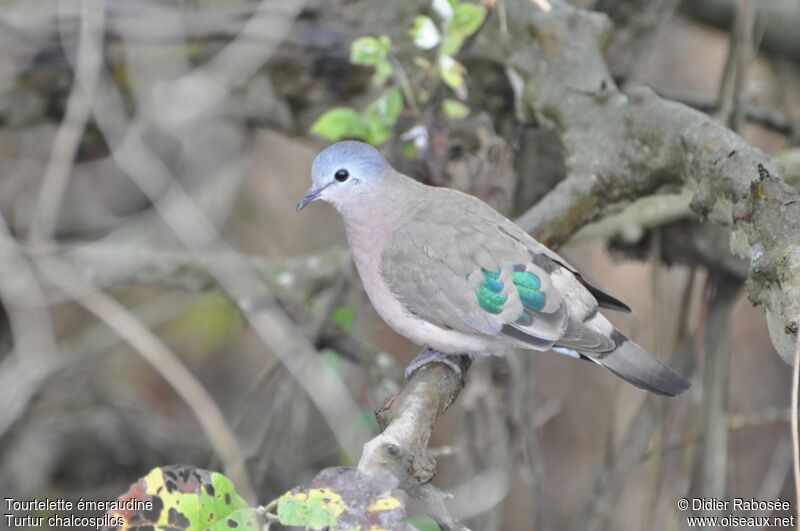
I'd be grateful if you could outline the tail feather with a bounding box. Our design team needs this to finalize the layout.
[591,334,690,396]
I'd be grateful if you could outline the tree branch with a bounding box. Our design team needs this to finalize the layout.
[358,357,472,531]
[504,0,800,361]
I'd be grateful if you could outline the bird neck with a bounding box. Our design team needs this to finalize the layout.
[340,170,416,250]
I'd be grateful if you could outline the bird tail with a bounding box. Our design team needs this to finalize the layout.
[554,329,690,396]
[590,332,690,396]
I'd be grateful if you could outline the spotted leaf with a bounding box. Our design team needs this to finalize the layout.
[277,467,412,530]
[105,465,261,531]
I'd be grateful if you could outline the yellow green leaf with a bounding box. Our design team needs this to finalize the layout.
[373,59,393,86]
[109,465,260,531]
[364,88,403,144]
[276,467,408,530]
[277,487,346,528]
[350,36,391,66]
[443,98,470,119]
[311,107,370,141]
[442,3,486,55]
[449,3,487,38]
[351,35,394,85]
[439,55,467,99]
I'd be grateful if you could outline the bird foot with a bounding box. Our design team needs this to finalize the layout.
[404,347,472,380]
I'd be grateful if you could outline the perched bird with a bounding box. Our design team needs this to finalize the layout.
[297,141,689,396]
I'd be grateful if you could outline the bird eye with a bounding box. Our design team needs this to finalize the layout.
[334,169,350,182]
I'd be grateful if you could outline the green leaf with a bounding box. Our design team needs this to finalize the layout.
[350,36,391,66]
[450,3,487,38]
[438,55,467,99]
[442,98,470,119]
[330,305,356,331]
[402,140,418,159]
[365,87,403,125]
[109,465,261,530]
[351,36,393,85]
[364,88,403,145]
[278,468,408,529]
[442,3,487,55]
[440,34,463,56]
[372,59,394,86]
[408,516,443,531]
[311,107,369,141]
[277,487,345,528]
[411,16,440,49]
[207,508,262,531]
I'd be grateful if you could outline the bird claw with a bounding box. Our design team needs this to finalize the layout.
[404,347,472,380]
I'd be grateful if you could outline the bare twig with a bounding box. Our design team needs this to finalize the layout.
[657,91,797,137]
[519,355,550,531]
[728,408,790,429]
[0,215,58,438]
[754,438,792,530]
[30,0,104,242]
[693,273,740,512]
[716,0,754,131]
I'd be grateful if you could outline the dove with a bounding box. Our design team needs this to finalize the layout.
[297,141,689,396]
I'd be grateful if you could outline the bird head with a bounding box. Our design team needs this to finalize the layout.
[297,141,389,213]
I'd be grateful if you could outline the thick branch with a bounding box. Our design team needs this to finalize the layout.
[505,0,800,361]
[358,358,472,531]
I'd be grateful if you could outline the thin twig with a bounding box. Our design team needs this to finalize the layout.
[694,273,740,509]
[754,438,792,530]
[0,215,59,438]
[657,90,797,137]
[30,0,105,243]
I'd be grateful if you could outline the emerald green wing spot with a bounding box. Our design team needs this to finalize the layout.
[512,270,541,290]
[513,270,546,311]
[481,269,504,293]
[518,286,546,311]
[477,269,506,314]
[477,268,546,316]
[477,284,507,314]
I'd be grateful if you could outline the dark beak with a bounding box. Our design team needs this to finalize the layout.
[296,183,329,212]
